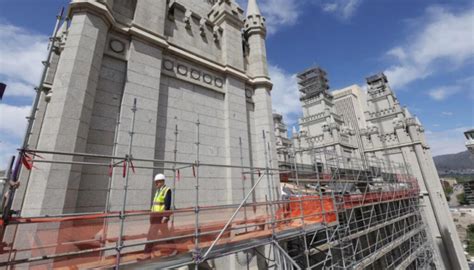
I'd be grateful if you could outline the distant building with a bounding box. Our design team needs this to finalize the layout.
[463,181,474,205]
[465,129,474,154]
[292,68,467,269]
[294,67,358,164]
[450,208,474,249]
[273,113,292,165]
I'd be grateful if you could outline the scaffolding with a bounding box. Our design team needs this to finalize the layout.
[0,98,433,269]
[282,148,434,270]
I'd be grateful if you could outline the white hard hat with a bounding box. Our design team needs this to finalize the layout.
[154,173,166,181]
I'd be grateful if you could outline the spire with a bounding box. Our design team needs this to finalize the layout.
[403,107,412,118]
[246,0,261,17]
[415,116,422,126]
[244,0,266,35]
[292,126,298,136]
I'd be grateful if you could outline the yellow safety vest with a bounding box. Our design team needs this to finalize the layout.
[151,186,170,212]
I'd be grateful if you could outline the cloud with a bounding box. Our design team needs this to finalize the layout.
[428,86,460,101]
[441,111,453,116]
[426,126,473,156]
[319,0,363,20]
[269,65,302,128]
[2,80,36,98]
[0,23,47,97]
[427,75,474,101]
[0,140,18,171]
[386,47,407,62]
[384,7,474,90]
[0,104,30,169]
[0,104,30,137]
[237,0,300,34]
[322,3,338,12]
[0,22,46,169]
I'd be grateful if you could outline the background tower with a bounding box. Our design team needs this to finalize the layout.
[294,67,358,164]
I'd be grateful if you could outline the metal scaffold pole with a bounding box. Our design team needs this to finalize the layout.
[262,130,281,268]
[292,143,311,269]
[202,173,267,260]
[100,111,121,258]
[194,118,201,269]
[262,131,276,223]
[115,98,137,269]
[105,111,121,213]
[239,137,248,225]
[172,121,179,211]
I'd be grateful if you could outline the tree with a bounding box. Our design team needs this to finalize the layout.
[457,192,468,205]
[444,185,453,202]
[467,224,474,256]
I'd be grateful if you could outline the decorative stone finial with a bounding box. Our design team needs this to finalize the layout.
[403,107,412,118]
[393,115,405,129]
[244,0,266,36]
[246,0,261,17]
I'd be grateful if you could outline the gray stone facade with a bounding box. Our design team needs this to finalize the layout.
[15,0,279,220]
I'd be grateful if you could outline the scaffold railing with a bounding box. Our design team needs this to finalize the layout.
[0,149,430,269]
[0,101,432,270]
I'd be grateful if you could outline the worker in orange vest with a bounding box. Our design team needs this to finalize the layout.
[143,173,172,256]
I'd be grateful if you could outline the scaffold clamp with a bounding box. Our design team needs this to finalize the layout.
[192,248,203,263]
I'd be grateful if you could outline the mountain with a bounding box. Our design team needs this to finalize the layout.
[433,150,474,174]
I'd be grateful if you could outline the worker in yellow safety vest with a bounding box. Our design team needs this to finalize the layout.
[142,173,172,256]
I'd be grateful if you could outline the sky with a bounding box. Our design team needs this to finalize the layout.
[0,0,473,169]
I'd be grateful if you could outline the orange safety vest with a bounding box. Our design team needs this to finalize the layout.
[151,186,170,212]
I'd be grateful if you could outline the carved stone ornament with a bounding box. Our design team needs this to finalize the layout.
[109,39,125,53]
[322,124,330,132]
[245,89,253,98]
[184,10,192,29]
[199,18,206,37]
[162,58,225,92]
[215,78,224,88]
[203,74,212,84]
[177,64,188,75]
[191,69,201,80]
[163,59,174,71]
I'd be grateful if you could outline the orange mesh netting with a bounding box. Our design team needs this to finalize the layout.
[0,189,418,269]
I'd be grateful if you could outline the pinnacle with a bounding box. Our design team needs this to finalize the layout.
[246,0,261,17]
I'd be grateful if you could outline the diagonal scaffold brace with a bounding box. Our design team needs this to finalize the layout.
[1,7,65,225]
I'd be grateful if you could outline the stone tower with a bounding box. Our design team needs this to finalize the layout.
[273,113,292,164]
[294,70,467,269]
[293,67,359,164]
[14,0,279,222]
[360,73,466,270]
[243,0,280,198]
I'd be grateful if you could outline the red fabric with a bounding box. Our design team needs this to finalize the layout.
[122,161,126,177]
[108,163,113,177]
[288,196,337,223]
[21,153,33,170]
